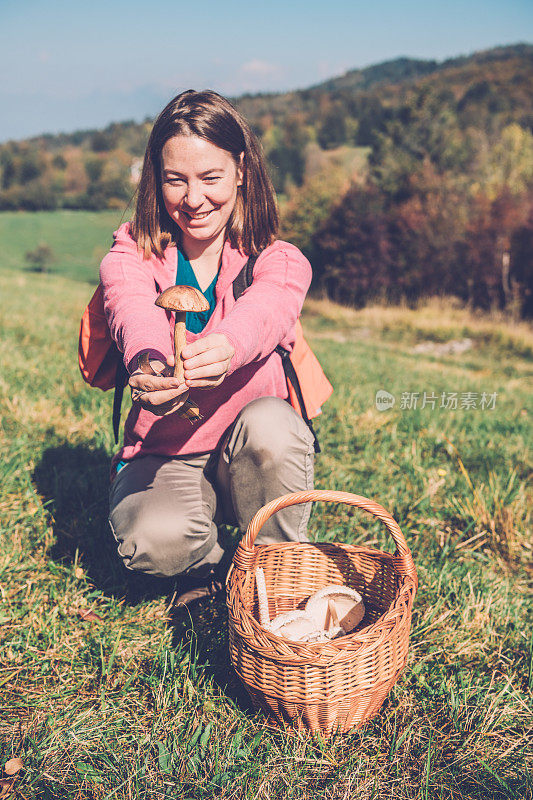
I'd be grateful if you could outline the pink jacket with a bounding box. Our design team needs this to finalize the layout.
[100,223,312,461]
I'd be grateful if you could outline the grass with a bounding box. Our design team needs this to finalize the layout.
[304,296,533,361]
[1,211,532,799]
[0,210,129,284]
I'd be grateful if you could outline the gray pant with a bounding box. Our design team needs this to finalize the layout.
[108,397,315,578]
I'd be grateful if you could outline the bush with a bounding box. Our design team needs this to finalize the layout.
[52,154,67,170]
[25,243,54,273]
[90,131,114,152]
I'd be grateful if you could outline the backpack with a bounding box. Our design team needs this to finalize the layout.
[79,253,332,450]
[78,282,130,443]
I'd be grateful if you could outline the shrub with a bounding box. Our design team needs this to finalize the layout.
[25,243,54,273]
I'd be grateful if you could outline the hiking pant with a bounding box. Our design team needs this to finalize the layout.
[108,397,316,578]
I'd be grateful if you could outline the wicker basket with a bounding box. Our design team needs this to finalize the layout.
[226,490,418,736]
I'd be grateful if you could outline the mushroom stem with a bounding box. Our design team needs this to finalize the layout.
[173,312,187,382]
[255,567,270,627]
[326,598,339,630]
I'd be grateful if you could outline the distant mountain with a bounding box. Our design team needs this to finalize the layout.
[308,43,533,93]
[235,43,533,129]
[231,56,442,120]
[0,43,531,211]
[308,56,441,92]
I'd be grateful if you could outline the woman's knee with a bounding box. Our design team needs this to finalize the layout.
[109,503,216,578]
[108,454,218,578]
[217,397,315,543]
[231,397,315,462]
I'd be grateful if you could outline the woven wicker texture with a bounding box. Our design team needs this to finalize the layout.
[226,490,417,735]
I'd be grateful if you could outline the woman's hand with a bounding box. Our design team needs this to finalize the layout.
[129,359,189,416]
[174,333,235,389]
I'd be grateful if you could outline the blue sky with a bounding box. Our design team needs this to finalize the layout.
[1,0,532,142]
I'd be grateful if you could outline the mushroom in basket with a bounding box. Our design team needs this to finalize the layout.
[255,567,365,643]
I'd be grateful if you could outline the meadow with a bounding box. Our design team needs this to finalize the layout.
[0,211,531,799]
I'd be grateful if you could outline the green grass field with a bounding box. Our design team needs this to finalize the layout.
[1,211,532,799]
[0,210,128,284]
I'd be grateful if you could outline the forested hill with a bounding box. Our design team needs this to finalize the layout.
[2,43,532,316]
[1,43,531,209]
[237,43,532,147]
[311,42,532,92]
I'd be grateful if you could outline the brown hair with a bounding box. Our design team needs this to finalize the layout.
[132,89,279,258]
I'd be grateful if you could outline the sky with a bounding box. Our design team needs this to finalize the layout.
[1,0,532,142]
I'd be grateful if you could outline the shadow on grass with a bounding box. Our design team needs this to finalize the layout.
[33,443,257,712]
[169,594,256,718]
[33,442,129,598]
[166,523,255,716]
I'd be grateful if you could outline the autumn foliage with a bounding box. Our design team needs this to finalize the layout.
[1,44,532,316]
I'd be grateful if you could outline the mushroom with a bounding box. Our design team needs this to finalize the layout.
[255,567,270,627]
[155,286,209,383]
[254,570,365,643]
[267,610,319,642]
[305,586,365,635]
[255,568,319,641]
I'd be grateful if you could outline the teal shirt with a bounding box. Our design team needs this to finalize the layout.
[176,247,217,333]
[116,248,217,474]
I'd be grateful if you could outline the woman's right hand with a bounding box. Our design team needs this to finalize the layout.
[129,359,189,417]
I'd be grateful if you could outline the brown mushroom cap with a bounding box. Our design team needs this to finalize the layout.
[155,285,209,313]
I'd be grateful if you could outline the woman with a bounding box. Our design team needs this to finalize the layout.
[101,89,316,602]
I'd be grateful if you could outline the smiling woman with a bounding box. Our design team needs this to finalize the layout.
[160,136,243,290]
[99,89,322,603]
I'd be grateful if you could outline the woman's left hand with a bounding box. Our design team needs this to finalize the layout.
[170,333,235,389]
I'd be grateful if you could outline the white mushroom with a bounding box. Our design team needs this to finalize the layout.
[267,610,319,642]
[254,569,319,641]
[254,571,366,643]
[255,567,270,626]
[305,586,365,634]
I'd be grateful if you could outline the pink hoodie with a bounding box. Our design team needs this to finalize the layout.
[100,223,312,462]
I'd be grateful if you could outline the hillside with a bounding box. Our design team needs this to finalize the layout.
[1,43,531,207]
[1,43,532,317]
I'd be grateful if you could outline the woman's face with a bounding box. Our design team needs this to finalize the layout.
[160,135,243,248]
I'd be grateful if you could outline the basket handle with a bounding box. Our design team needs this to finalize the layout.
[233,489,417,587]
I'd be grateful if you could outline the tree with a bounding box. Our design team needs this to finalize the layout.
[265,117,309,193]
[85,157,105,183]
[90,131,114,152]
[473,123,533,200]
[19,151,43,182]
[511,204,533,318]
[312,184,392,305]
[464,189,531,312]
[1,153,16,189]
[25,243,54,272]
[317,105,347,150]
[354,95,388,147]
[52,153,67,170]
[280,162,352,274]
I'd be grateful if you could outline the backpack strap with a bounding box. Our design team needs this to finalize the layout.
[231,255,256,301]
[274,345,321,453]
[111,271,165,445]
[232,255,321,453]
[112,358,129,444]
